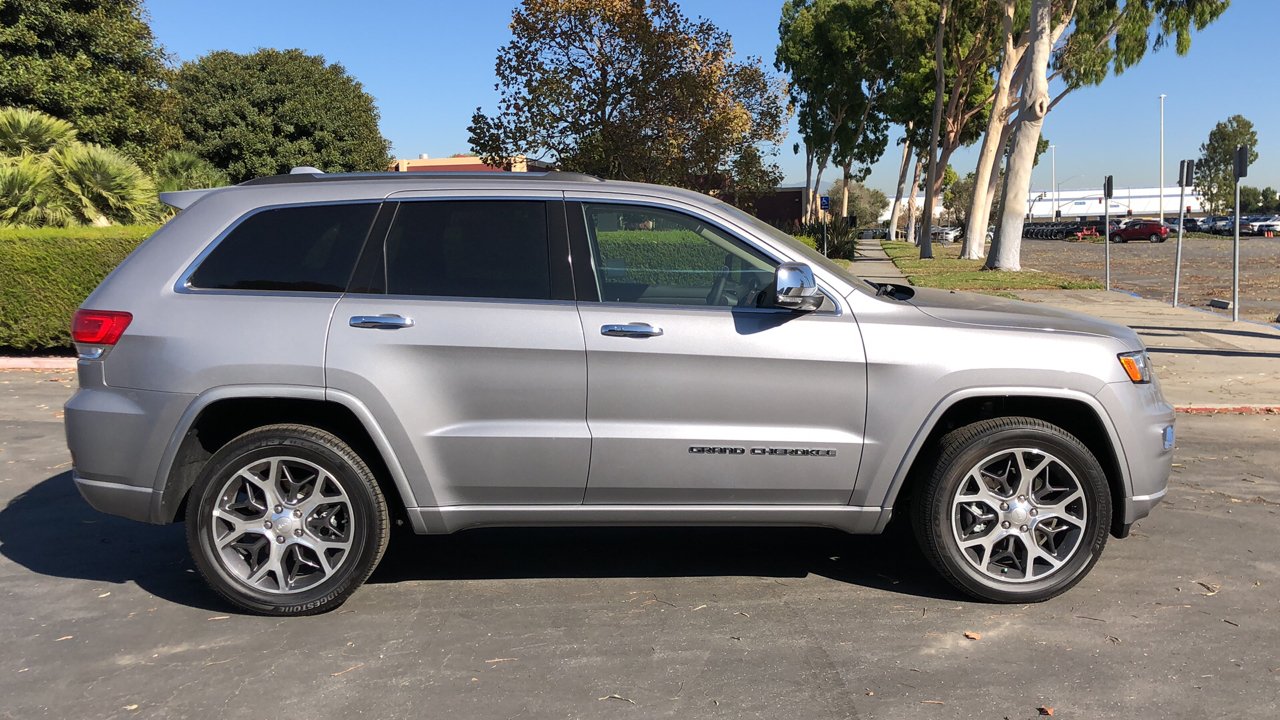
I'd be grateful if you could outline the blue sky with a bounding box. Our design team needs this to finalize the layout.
[144,0,1279,196]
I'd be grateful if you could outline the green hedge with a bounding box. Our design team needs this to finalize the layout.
[0,225,157,350]
[596,230,727,287]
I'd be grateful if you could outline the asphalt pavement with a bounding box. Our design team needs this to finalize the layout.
[1,370,1277,720]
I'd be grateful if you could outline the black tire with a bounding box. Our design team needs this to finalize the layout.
[911,417,1111,603]
[1149,233,1162,243]
[185,424,389,616]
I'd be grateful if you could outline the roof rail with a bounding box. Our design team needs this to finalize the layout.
[237,169,605,186]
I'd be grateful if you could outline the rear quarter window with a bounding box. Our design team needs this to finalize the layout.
[189,203,378,292]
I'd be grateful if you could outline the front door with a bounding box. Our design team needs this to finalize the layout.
[571,200,867,505]
[326,197,589,508]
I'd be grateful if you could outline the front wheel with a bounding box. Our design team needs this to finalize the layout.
[912,417,1111,603]
[186,424,389,615]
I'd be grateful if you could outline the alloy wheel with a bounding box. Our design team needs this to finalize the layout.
[949,448,1088,583]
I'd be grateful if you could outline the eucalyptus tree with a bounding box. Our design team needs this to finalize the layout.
[985,0,1230,270]
[777,0,895,223]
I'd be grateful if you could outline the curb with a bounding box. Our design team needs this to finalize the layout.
[1175,405,1280,415]
[0,358,77,370]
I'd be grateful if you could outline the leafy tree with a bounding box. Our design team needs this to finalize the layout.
[778,0,894,223]
[1197,115,1257,215]
[825,177,887,228]
[469,0,787,207]
[172,49,391,183]
[155,150,230,193]
[986,0,1229,271]
[0,107,156,227]
[0,0,178,165]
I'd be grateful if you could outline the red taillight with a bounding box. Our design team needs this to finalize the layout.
[72,310,132,345]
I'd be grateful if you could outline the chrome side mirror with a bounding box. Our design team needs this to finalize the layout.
[774,262,822,312]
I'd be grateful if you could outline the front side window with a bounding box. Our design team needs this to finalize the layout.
[190,203,377,292]
[582,203,775,307]
[383,200,551,300]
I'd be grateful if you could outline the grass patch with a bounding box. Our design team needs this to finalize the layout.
[882,241,1102,291]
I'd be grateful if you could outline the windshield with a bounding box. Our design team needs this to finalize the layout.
[711,200,867,291]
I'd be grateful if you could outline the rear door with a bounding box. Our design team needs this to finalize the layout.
[568,197,867,505]
[325,193,590,508]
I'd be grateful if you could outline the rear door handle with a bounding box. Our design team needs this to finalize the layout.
[350,314,415,330]
[601,322,663,338]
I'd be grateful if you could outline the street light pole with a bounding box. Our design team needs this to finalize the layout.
[1159,94,1166,225]
[1050,144,1057,220]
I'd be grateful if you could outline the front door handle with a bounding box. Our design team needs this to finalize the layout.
[601,322,663,338]
[350,314,415,330]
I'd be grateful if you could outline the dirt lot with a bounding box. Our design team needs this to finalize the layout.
[1019,235,1280,325]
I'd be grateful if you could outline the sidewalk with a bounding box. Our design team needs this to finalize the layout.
[862,238,1280,412]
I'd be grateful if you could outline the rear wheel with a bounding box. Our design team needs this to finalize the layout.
[186,424,389,616]
[912,417,1111,603]
[1150,233,1162,243]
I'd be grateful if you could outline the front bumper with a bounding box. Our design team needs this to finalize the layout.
[1096,380,1176,526]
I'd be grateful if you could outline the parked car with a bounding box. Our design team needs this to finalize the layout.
[931,225,962,243]
[66,169,1175,615]
[1246,215,1280,235]
[1110,219,1169,243]
[1181,217,1201,232]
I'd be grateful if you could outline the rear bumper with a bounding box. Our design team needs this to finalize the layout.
[64,380,194,524]
[73,473,155,523]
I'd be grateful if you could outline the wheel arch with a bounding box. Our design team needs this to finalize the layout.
[151,386,422,527]
[882,388,1130,538]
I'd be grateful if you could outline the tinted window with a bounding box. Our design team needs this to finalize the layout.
[383,200,551,300]
[191,203,377,292]
[582,203,775,307]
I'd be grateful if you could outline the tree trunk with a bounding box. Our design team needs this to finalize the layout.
[963,0,1019,259]
[990,0,1053,271]
[919,0,950,259]
[905,156,924,246]
[886,127,914,240]
[811,155,829,225]
[840,160,852,220]
[802,143,814,229]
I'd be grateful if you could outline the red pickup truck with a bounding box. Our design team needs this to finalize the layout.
[1110,219,1169,243]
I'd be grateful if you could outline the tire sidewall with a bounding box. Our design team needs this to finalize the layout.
[186,432,382,615]
[924,425,1111,602]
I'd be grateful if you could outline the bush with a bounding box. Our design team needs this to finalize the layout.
[0,224,156,350]
[596,230,725,286]
[793,234,818,250]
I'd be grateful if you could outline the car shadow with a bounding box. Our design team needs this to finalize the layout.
[0,471,226,611]
[370,522,965,602]
[1129,325,1280,342]
[1146,347,1280,359]
[1,473,965,609]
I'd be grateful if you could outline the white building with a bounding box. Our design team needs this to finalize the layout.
[880,185,1207,222]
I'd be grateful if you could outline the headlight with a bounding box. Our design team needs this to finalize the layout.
[1118,351,1152,384]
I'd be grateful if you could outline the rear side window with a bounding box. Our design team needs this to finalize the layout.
[382,200,551,300]
[190,203,378,292]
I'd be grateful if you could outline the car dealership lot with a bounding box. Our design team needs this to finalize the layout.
[2,370,1277,720]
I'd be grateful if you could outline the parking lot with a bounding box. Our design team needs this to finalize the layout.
[1020,234,1280,326]
[2,369,1278,719]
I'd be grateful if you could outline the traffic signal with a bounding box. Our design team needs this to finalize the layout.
[1234,146,1249,180]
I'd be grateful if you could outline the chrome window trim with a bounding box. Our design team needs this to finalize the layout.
[174,199,385,296]
[571,196,845,317]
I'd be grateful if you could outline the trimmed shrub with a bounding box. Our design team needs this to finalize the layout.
[793,234,818,250]
[0,224,157,350]
[596,230,726,287]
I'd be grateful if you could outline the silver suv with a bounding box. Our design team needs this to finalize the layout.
[65,171,1174,615]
